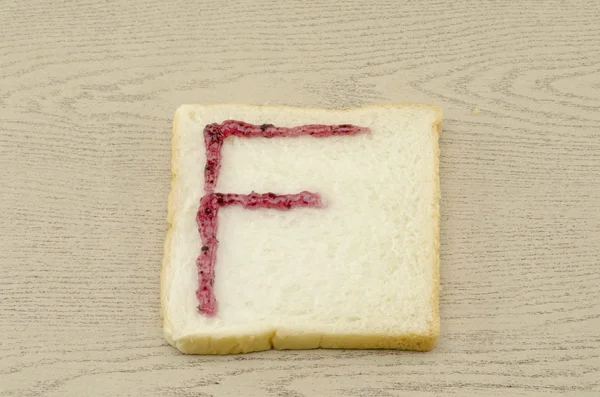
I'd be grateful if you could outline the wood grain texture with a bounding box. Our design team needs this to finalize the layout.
[1,0,599,395]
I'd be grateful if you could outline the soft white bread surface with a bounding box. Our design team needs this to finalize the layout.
[161,104,442,354]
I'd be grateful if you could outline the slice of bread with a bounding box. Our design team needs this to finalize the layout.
[161,104,442,354]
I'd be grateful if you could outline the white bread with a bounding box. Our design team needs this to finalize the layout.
[161,104,442,354]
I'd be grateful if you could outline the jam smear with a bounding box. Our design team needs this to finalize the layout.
[196,120,370,316]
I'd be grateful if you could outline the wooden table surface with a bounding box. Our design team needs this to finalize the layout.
[1,0,599,395]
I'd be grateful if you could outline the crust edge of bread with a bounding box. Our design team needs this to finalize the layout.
[161,103,442,354]
[170,330,438,355]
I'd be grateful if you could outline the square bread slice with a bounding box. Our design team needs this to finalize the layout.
[161,104,442,354]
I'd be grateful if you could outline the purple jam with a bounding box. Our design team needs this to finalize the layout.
[196,120,370,316]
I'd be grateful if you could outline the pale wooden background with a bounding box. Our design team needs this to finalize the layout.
[1,0,599,395]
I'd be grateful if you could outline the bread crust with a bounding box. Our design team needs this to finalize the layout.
[160,105,183,346]
[161,104,442,354]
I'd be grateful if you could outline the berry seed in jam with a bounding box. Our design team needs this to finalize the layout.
[196,120,370,316]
